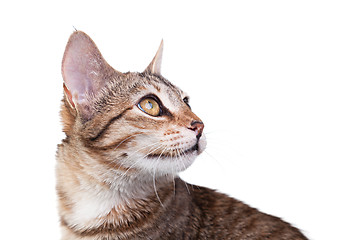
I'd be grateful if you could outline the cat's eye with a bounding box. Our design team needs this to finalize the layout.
[183,97,191,109]
[138,97,161,116]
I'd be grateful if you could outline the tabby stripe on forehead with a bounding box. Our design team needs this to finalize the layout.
[90,107,132,141]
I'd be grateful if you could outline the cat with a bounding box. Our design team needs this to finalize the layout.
[57,31,308,240]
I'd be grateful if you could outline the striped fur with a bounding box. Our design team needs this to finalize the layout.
[56,31,308,239]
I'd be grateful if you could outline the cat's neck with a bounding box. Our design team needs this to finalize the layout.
[57,141,175,232]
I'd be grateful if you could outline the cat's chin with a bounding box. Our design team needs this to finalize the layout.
[141,136,207,175]
[144,153,197,175]
[197,135,207,155]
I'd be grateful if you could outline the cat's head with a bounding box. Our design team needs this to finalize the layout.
[60,31,206,179]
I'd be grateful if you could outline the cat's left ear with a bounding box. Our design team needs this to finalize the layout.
[61,31,116,120]
[144,40,163,75]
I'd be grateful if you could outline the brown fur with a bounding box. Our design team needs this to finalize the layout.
[58,178,307,240]
[57,31,308,239]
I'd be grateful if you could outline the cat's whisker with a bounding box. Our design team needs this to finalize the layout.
[175,148,190,195]
[170,149,176,197]
[112,133,143,152]
[202,139,231,158]
[101,135,154,170]
[183,180,190,195]
[204,138,244,167]
[117,137,158,158]
[129,144,165,172]
[115,141,167,182]
[144,143,165,157]
[203,149,225,171]
[153,146,169,208]
[107,142,162,183]
[153,166,164,207]
[111,141,160,168]
[120,141,160,163]
[203,130,219,135]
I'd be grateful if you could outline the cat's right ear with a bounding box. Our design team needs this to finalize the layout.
[144,40,164,75]
[61,31,114,120]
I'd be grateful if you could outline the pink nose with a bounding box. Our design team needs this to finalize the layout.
[188,121,204,139]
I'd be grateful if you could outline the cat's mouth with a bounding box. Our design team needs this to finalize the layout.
[146,143,199,159]
[184,143,199,154]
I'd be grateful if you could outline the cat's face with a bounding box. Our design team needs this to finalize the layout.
[61,32,206,179]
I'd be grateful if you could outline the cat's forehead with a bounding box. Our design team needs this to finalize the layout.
[122,72,185,99]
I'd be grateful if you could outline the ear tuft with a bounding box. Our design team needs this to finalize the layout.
[144,39,164,75]
[63,83,75,109]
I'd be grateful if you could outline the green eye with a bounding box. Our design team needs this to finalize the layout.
[138,98,161,116]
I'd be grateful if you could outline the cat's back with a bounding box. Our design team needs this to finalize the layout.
[188,182,307,240]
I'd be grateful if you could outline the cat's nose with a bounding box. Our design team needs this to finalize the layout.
[188,121,204,139]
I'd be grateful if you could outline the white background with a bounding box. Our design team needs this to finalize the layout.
[0,1,359,239]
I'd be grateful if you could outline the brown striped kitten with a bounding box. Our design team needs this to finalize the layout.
[57,31,308,240]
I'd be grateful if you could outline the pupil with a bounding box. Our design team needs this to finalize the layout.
[145,101,153,110]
